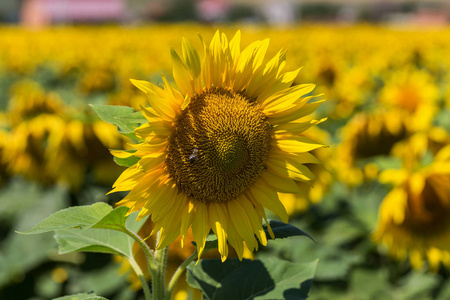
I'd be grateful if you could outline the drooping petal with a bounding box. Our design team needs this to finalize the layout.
[209,203,229,261]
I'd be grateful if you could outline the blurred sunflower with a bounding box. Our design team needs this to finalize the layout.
[109,30,326,261]
[2,80,126,188]
[2,81,66,183]
[335,110,410,186]
[373,143,450,271]
[378,67,439,131]
[46,118,126,189]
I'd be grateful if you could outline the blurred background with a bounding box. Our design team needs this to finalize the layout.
[1,0,450,300]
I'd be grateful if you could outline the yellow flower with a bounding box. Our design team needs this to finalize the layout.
[378,67,439,131]
[109,30,325,261]
[335,110,410,186]
[373,144,450,271]
[2,80,126,188]
[7,80,64,126]
[46,119,126,189]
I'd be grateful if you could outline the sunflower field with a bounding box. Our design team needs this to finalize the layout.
[1,24,450,300]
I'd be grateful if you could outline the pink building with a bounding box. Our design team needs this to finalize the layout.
[21,0,127,27]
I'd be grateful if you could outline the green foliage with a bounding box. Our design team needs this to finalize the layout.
[0,179,68,290]
[21,203,114,234]
[22,203,147,258]
[90,104,145,140]
[187,257,318,300]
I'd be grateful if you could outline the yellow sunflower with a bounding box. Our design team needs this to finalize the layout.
[378,67,439,131]
[335,109,410,186]
[109,30,325,261]
[373,144,450,271]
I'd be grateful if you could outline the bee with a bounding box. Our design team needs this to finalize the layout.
[189,148,199,163]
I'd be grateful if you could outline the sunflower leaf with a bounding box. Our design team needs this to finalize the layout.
[20,203,143,235]
[116,111,148,124]
[54,211,147,257]
[264,220,315,242]
[113,155,141,168]
[53,292,109,300]
[54,227,132,256]
[90,104,139,140]
[186,257,318,300]
[19,203,114,234]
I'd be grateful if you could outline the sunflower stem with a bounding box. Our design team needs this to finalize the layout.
[153,231,168,300]
[128,257,152,300]
[123,227,158,289]
[164,250,197,300]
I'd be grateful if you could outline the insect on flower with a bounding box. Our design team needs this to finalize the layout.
[189,148,199,163]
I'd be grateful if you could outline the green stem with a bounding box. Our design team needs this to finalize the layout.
[164,250,197,300]
[128,257,152,300]
[123,227,158,285]
[153,240,168,300]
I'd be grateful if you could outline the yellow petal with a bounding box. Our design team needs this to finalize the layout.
[134,121,171,140]
[249,179,289,223]
[274,118,327,137]
[266,155,316,182]
[110,150,135,159]
[130,79,178,121]
[260,169,302,193]
[270,99,324,125]
[192,204,210,259]
[272,136,325,154]
[239,196,267,246]
[209,203,229,262]
[228,198,258,251]
[171,48,194,97]
[261,84,315,115]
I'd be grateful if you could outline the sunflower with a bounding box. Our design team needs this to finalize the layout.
[2,80,125,188]
[373,144,450,271]
[378,67,439,131]
[109,30,325,261]
[335,109,410,186]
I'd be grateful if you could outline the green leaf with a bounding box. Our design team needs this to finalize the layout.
[187,257,318,300]
[264,220,315,242]
[91,206,130,231]
[53,292,108,300]
[20,202,149,258]
[54,212,148,257]
[117,111,148,124]
[20,203,141,235]
[89,104,139,140]
[20,203,113,234]
[113,155,140,168]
